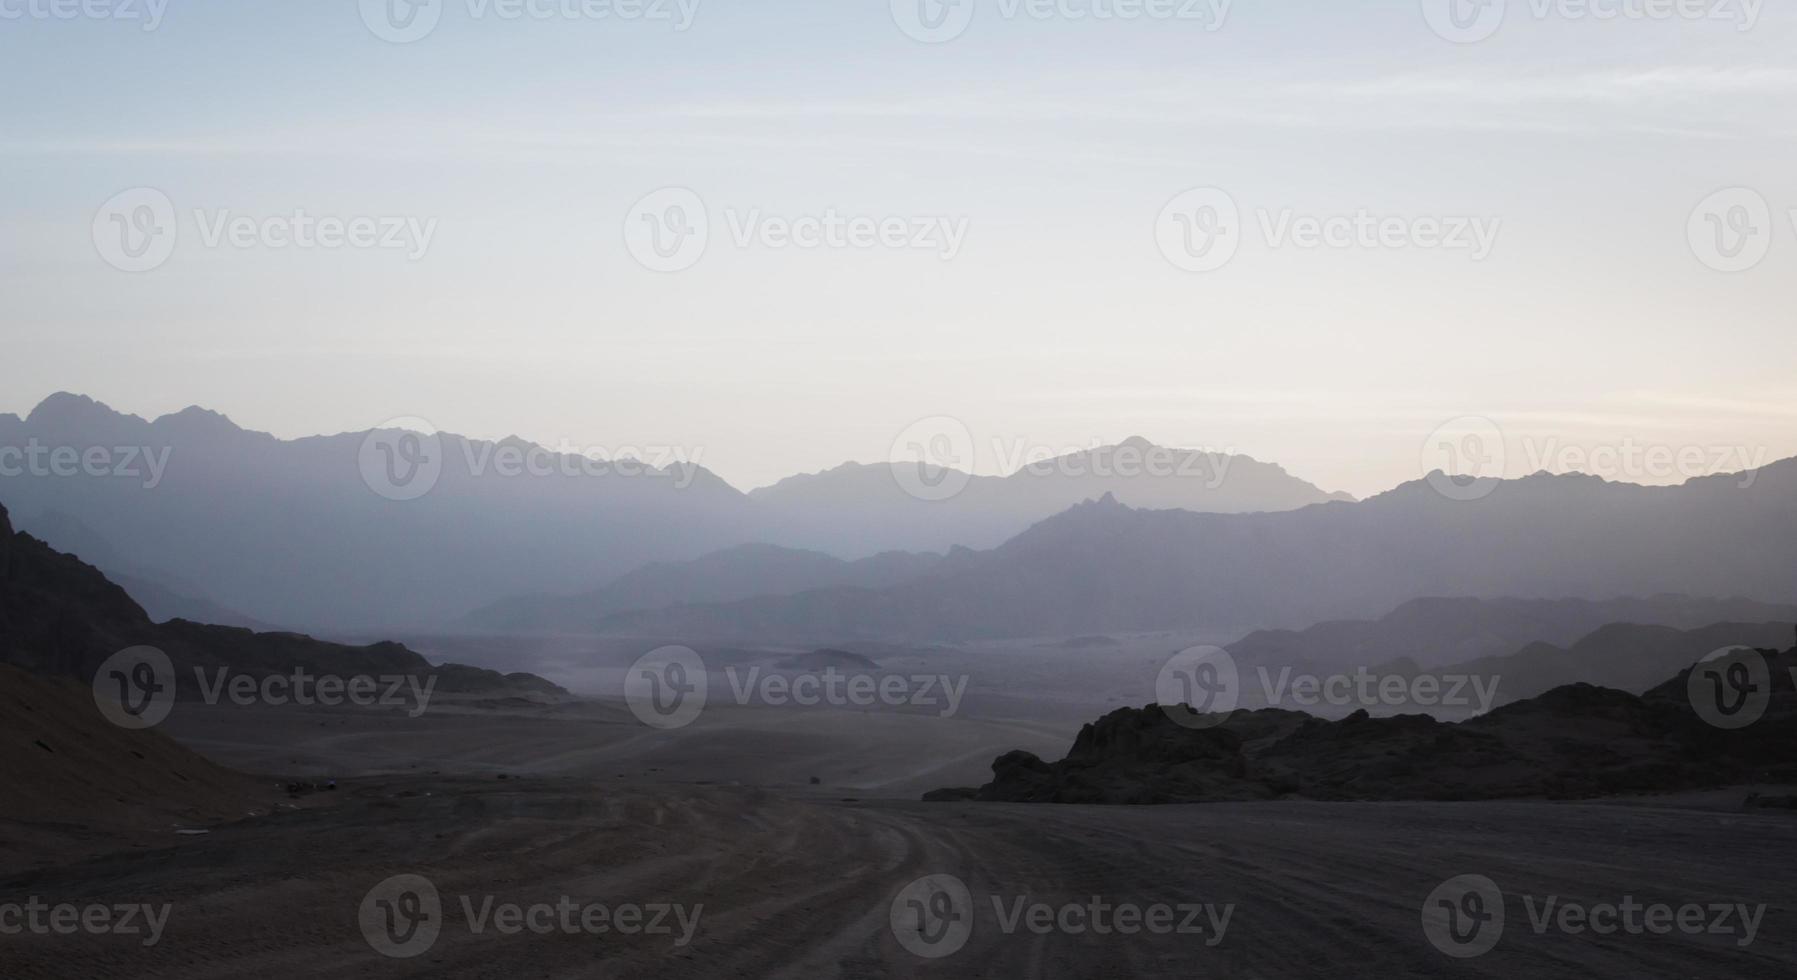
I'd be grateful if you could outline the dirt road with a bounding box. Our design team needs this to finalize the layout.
[5,774,1791,979]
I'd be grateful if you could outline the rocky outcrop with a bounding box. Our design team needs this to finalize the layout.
[932,644,1797,804]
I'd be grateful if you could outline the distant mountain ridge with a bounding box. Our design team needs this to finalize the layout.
[1,394,1352,632]
[1228,595,1797,671]
[747,436,1352,555]
[461,543,944,633]
[593,462,1797,642]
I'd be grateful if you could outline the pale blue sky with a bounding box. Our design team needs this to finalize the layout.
[3,0,1794,496]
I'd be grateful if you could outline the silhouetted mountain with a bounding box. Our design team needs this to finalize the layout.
[598,462,1797,642]
[1422,621,1797,707]
[748,436,1351,555]
[1230,595,1797,671]
[1,393,754,630]
[2,397,1355,633]
[0,500,562,696]
[928,641,1797,804]
[462,543,942,633]
[11,508,279,630]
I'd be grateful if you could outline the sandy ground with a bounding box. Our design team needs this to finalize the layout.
[4,770,1792,978]
[5,651,1794,978]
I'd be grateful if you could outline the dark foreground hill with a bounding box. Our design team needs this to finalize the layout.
[928,640,1797,804]
[0,664,279,869]
[0,501,563,697]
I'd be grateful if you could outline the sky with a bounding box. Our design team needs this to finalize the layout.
[2,0,1794,498]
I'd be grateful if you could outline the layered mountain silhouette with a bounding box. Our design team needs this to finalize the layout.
[928,639,1797,804]
[1,393,751,631]
[1403,620,1797,707]
[0,500,561,696]
[1,395,1348,632]
[595,463,1797,642]
[462,543,943,633]
[1228,595,1797,671]
[748,437,1351,555]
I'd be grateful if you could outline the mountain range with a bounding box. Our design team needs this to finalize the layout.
[0,394,1350,632]
[1228,595,1797,671]
[590,462,1797,642]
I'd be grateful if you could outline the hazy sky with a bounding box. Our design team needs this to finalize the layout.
[3,0,1794,497]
